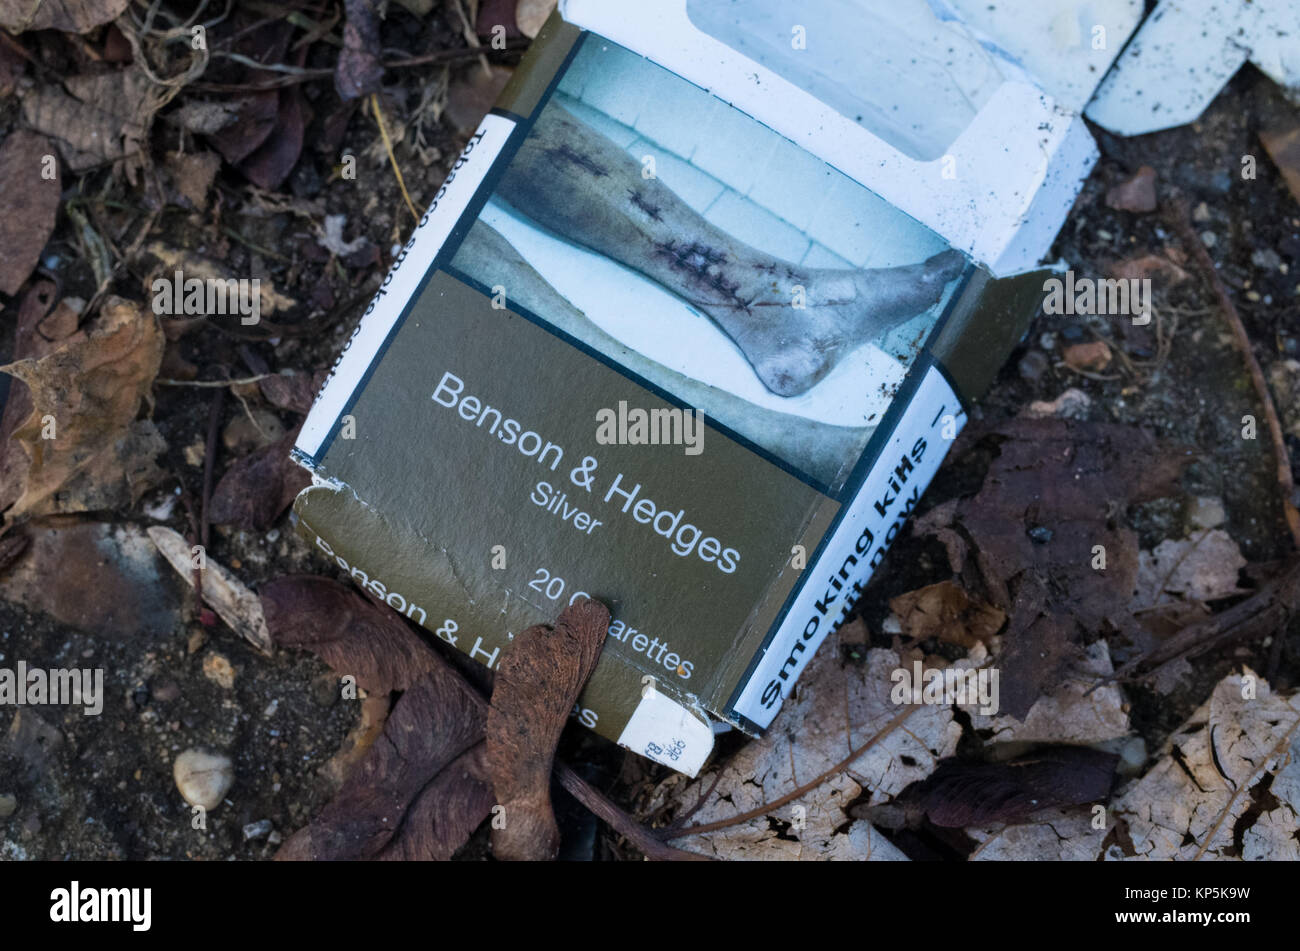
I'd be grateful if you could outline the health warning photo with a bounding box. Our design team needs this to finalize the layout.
[451,37,968,488]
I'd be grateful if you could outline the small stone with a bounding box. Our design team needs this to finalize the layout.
[267,830,283,846]
[1189,496,1226,530]
[1062,340,1111,372]
[1105,165,1158,213]
[1017,350,1050,382]
[1251,248,1282,270]
[1027,525,1054,544]
[243,819,274,841]
[1192,201,1211,222]
[173,749,234,811]
[1200,231,1217,248]
[202,653,235,689]
[0,793,17,817]
[183,439,206,467]
[152,680,181,703]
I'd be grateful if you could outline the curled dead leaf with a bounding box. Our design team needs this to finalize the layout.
[0,297,165,522]
[486,597,608,861]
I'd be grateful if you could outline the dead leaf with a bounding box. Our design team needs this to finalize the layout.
[209,428,311,531]
[237,87,308,190]
[277,666,494,860]
[0,297,165,522]
[0,282,79,514]
[336,0,385,101]
[1108,668,1300,860]
[645,634,960,860]
[0,0,129,33]
[0,130,61,295]
[1134,528,1247,608]
[914,417,1187,717]
[891,746,1118,828]
[486,597,608,860]
[260,575,443,694]
[149,526,272,653]
[165,149,222,211]
[22,65,167,171]
[889,580,1005,649]
[962,640,1130,746]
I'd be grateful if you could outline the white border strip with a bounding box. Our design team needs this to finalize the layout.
[296,113,518,460]
[732,365,964,728]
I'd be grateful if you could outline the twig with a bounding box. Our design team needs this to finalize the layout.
[370,93,420,225]
[157,374,272,387]
[1170,198,1300,550]
[196,387,225,613]
[554,764,710,861]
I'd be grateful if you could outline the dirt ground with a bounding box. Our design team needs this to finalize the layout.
[0,7,1297,860]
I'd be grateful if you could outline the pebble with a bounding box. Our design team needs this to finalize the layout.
[0,793,16,818]
[222,410,286,455]
[1062,340,1112,372]
[173,749,234,811]
[1200,231,1217,248]
[1192,201,1211,222]
[243,819,274,841]
[1105,165,1158,213]
[202,653,236,689]
[1251,248,1282,270]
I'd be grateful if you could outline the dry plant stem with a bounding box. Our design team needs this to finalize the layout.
[1193,710,1300,860]
[1170,198,1300,550]
[370,94,419,225]
[554,764,710,861]
[660,702,922,840]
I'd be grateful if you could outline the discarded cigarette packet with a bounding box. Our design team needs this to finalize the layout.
[292,3,1123,774]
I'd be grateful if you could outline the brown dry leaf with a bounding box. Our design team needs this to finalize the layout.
[22,65,168,171]
[0,282,79,514]
[145,244,296,316]
[487,597,608,860]
[277,666,494,861]
[165,149,222,211]
[914,417,1187,718]
[236,88,308,190]
[644,633,960,860]
[0,0,129,33]
[260,575,443,694]
[1107,668,1300,860]
[1133,528,1247,608]
[264,574,499,850]
[889,580,1005,649]
[209,428,311,531]
[0,297,165,522]
[0,130,61,295]
[967,807,1108,860]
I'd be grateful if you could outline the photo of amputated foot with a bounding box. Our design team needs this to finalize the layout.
[495,103,966,397]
